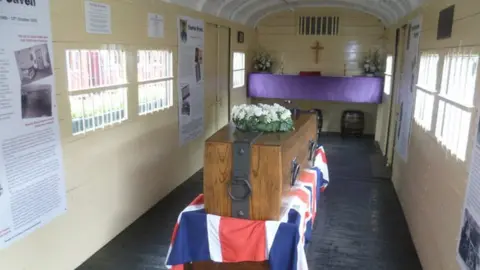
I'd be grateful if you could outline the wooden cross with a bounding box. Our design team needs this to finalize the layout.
[311,41,324,64]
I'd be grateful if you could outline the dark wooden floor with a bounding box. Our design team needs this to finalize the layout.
[78,136,422,270]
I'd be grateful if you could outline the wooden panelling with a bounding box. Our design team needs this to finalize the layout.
[256,8,383,133]
[381,1,480,269]
[257,8,386,76]
[256,26,297,35]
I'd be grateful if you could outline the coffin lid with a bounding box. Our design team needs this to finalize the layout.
[207,114,315,146]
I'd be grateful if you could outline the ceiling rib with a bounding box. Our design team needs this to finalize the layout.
[163,0,423,26]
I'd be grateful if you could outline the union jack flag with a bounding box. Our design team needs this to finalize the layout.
[165,146,329,270]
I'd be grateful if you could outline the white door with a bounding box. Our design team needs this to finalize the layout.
[204,23,230,137]
[216,26,230,130]
[204,23,219,138]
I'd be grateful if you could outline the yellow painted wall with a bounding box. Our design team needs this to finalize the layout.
[0,1,256,269]
[379,0,480,269]
[255,8,385,134]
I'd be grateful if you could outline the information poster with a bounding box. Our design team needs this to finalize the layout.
[395,16,422,162]
[148,13,164,39]
[85,0,111,35]
[177,16,204,145]
[0,0,67,248]
[458,115,480,270]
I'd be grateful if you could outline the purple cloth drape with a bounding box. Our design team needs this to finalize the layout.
[248,74,384,104]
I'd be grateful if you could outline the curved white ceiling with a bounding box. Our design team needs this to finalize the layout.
[163,0,423,26]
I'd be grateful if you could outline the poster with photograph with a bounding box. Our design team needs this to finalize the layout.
[395,15,422,162]
[177,16,204,146]
[457,115,480,270]
[0,0,67,249]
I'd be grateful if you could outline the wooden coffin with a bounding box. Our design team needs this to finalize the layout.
[188,114,317,270]
[203,113,317,221]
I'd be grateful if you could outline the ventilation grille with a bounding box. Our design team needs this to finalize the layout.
[298,16,340,36]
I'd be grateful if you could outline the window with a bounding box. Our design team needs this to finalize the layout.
[435,49,478,160]
[414,53,439,131]
[435,99,472,160]
[414,89,435,131]
[298,16,340,36]
[66,49,128,135]
[417,53,439,90]
[233,52,245,88]
[69,89,128,135]
[137,50,174,115]
[440,50,478,106]
[383,55,394,95]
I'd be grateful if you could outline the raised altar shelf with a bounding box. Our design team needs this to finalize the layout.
[248,73,384,104]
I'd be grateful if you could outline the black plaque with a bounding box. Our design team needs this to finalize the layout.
[437,5,455,40]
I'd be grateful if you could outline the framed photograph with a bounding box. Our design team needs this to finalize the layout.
[237,31,244,44]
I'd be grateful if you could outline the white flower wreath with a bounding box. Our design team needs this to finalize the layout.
[231,103,294,132]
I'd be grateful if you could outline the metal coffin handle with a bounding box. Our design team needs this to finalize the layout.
[291,158,300,186]
[308,139,318,164]
[228,177,252,201]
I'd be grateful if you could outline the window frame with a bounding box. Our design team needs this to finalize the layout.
[137,49,174,116]
[232,52,246,89]
[440,50,478,107]
[297,16,340,36]
[413,52,440,132]
[411,48,479,162]
[383,54,394,95]
[65,47,129,136]
[434,48,478,161]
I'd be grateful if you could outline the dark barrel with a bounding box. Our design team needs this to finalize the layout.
[341,110,364,137]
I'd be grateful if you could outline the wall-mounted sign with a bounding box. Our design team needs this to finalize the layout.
[177,16,205,146]
[85,0,112,34]
[457,115,480,270]
[148,13,164,38]
[395,15,422,162]
[0,0,67,249]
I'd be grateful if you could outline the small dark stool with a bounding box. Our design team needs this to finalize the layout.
[341,110,365,137]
